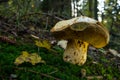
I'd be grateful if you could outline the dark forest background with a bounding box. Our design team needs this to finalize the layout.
[0,0,120,50]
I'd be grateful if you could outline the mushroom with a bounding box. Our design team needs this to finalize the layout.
[50,16,109,65]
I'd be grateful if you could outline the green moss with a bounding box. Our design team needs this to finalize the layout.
[0,42,120,80]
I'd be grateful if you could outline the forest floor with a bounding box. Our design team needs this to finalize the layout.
[0,17,120,80]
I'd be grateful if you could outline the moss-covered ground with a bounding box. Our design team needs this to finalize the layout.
[0,42,120,80]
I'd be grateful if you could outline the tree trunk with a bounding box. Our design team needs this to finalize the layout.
[94,0,98,20]
[88,0,93,17]
[41,0,71,17]
[88,0,98,20]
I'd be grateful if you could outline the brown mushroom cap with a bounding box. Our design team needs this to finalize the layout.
[50,16,109,48]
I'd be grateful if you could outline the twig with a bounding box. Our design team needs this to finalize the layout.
[48,70,58,74]
[49,49,59,54]
[45,17,49,29]
[15,67,61,80]
[79,10,84,16]
[21,12,64,21]
[86,76,103,80]
[0,36,16,44]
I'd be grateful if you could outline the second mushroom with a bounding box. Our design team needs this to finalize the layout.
[50,16,109,65]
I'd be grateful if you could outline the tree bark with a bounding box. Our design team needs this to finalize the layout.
[94,0,98,20]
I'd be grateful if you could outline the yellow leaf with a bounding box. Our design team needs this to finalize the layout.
[27,53,45,65]
[14,51,29,65]
[35,40,51,50]
[22,51,29,57]
[14,56,25,65]
[14,51,45,65]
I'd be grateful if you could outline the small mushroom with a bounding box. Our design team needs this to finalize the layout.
[50,16,109,65]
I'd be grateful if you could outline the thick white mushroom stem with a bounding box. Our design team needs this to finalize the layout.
[63,39,89,65]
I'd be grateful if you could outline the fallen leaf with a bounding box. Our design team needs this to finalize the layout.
[108,49,120,57]
[26,53,45,65]
[22,51,29,57]
[14,51,45,65]
[14,51,29,65]
[14,56,25,65]
[35,40,51,50]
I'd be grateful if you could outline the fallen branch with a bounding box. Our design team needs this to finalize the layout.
[15,67,61,80]
[108,49,120,58]
[21,12,64,21]
[0,36,16,44]
[86,76,103,80]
